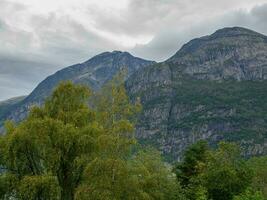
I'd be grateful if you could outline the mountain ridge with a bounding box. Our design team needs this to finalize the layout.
[164,26,267,81]
[0,51,155,127]
[169,27,267,61]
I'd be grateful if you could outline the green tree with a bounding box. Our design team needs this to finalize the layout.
[129,148,185,200]
[74,73,141,200]
[0,82,100,200]
[247,156,267,198]
[174,140,209,187]
[174,141,255,200]
[203,142,253,200]
[75,148,185,200]
[233,188,264,200]
[174,141,209,200]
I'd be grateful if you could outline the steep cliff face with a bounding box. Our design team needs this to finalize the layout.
[1,51,155,127]
[127,27,267,161]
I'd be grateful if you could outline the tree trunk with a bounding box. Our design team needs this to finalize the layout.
[61,185,74,200]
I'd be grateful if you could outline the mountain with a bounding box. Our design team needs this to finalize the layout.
[0,96,26,107]
[1,27,267,161]
[0,96,26,125]
[126,27,267,161]
[0,51,155,129]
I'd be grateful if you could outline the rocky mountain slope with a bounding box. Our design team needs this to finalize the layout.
[126,27,267,161]
[168,27,267,80]
[0,96,26,125]
[0,51,155,127]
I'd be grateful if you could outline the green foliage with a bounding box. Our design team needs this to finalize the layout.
[247,156,267,198]
[203,142,253,200]
[0,76,182,200]
[174,141,209,187]
[0,173,18,199]
[129,148,185,200]
[93,71,141,129]
[0,81,97,200]
[174,141,256,200]
[233,188,265,200]
[76,148,185,200]
[174,141,209,200]
[18,175,60,200]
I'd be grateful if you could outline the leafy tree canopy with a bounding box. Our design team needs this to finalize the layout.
[0,73,183,200]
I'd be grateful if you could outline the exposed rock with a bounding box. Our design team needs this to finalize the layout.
[127,27,267,161]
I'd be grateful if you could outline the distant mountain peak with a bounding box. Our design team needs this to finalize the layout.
[84,51,147,66]
[167,27,267,80]
[16,51,154,107]
[111,50,123,54]
[0,50,155,127]
[210,26,266,38]
[169,26,267,60]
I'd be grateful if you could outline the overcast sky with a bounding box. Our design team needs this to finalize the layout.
[0,0,267,101]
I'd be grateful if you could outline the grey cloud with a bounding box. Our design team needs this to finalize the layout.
[86,0,267,38]
[1,0,267,100]
[0,55,57,101]
[231,4,267,34]
[0,1,124,100]
[87,0,184,37]
[28,13,124,65]
[0,0,124,65]
[132,3,267,61]
[0,75,31,101]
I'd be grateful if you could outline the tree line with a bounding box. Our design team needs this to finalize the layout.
[0,74,266,200]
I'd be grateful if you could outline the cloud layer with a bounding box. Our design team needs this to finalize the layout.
[0,0,267,100]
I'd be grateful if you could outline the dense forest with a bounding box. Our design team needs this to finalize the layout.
[0,74,266,200]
